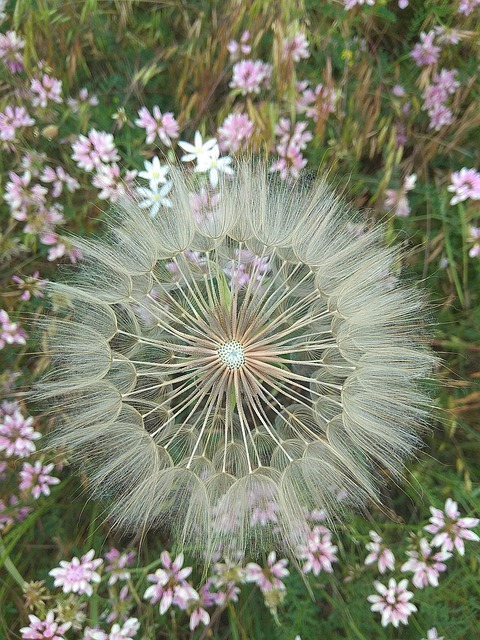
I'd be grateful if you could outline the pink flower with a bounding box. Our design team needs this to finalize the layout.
[40,166,80,197]
[447,168,480,205]
[424,498,480,555]
[19,461,60,499]
[223,249,270,289]
[4,171,48,219]
[72,129,120,172]
[428,104,453,131]
[105,547,136,585]
[364,531,395,574]
[135,106,179,146]
[0,312,28,352]
[275,118,312,149]
[282,33,310,62]
[410,31,441,66]
[30,75,63,108]
[270,143,307,181]
[92,163,137,202]
[12,271,46,301]
[188,582,215,630]
[107,618,140,640]
[230,59,272,95]
[67,87,99,113]
[218,113,254,153]
[245,551,289,592]
[49,549,103,596]
[367,578,417,627]
[298,525,338,576]
[0,106,34,141]
[144,551,198,615]
[20,611,71,640]
[458,0,480,15]
[296,82,337,121]
[0,31,25,73]
[227,30,251,60]
[401,538,451,588]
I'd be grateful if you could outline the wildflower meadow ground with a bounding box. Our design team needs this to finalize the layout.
[1,1,479,639]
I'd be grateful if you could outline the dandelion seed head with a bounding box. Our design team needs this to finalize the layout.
[34,161,435,558]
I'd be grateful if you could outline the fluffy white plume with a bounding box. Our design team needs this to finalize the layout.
[34,162,435,558]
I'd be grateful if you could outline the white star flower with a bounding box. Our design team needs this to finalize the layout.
[178,131,218,164]
[136,181,173,217]
[138,156,170,189]
[195,145,234,188]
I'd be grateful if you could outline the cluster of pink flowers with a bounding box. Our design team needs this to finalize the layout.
[19,460,60,499]
[364,530,396,574]
[344,0,375,9]
[384,173,416,217]
[270,118,312,181]
[144,551,198,615]
[0,309,27,350]
[410,31,441,66]
[447,167,480,206]
[296,80,337,122]
[0,30,25,72]
[368,578,417,628]
[72,129,119,172]
[0,105,34,142]
[458,0,480,14]
[40,165,79,198]
[422,68,460,131]
[227,30,251,60]
[223,248,271,289]
[281,33,309,63]
[298,525,338,576]
[20,611,72,640]
[230,59,272,95]
[401,538,451,589]
[49,549,103,597]
[218,112,255,153]
[135,105,179,146]
[30,74,63,108]
[0,406,39,458]
[104,547,136,585]
[245,552,289,593]
[424,498,480,555]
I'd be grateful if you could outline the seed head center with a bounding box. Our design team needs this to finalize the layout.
[217,340,245,370]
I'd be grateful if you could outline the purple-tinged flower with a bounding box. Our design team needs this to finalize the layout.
[0,106,34,141]
[105,548,136,585]
[424,498,479,555]
[30,75,63,108]
[138,156,169,189]
[296,82,337,121]
[434,68,460,95]
[227,30,251,60]
[428,104,453,131]
[385,174,416,217]
[245,551,289,592]
[275,118,312,150]
[398,0,409,7]
[458,0,480,14]
[49,549,103,596]
[71,130,120,172]
[0,409,39,458]
[135,106,179,146]
[0,313,28,352]
[410,31,441,66]
[40,166,80,197]
[0,31,25,73]
[421,628,444,640]
[195,145,234,188]
[298,525,338,576]
[67,87,99,113]
[178,130,218,164]
[209,561,245,605]
[19,461,60,499]
[1,495,31,531]
[218,113,254,153]
[270,143,307,182]
[447,168,480,205]
[144,551,198,615]
[4,171,48,219]
[364,531,395,574]
[282,33,310,62]
[401,538,451,588]
[136,181,173,217]
[344,0,375,8]
[223,248,270,290]
[368,578,416,627]
[92,164,137,202]
[188,582,215,630]
[20,610,72,640]
[392,85,405,97]
[12,271,46,302]
[230,59,272,95]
